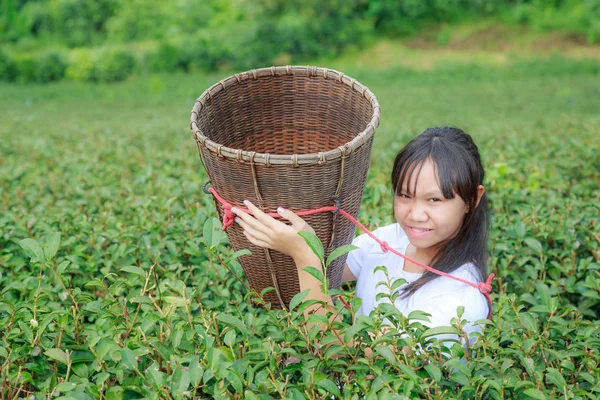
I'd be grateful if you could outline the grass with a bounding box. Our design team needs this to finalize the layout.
[1,38,599,398]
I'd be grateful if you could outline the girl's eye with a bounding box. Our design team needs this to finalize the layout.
[428,198,441,203]
[398,193,410,199]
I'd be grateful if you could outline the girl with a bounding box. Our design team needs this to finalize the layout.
[231,127,490,339]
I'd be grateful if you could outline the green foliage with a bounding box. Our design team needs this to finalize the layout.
[146,41,188,73]
[0,50,17,82]
[0,57,599,397]
[34,50,67,82]
[11,52,36,83]
[92,49,136,82]
[12,0,119,46]
[507,0,600,43]
[3,0,600,84]
[64,49,95,82]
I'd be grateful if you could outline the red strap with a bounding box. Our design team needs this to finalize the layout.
[208,187,493,317]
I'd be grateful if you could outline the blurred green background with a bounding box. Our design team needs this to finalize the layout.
[1,0,600,83]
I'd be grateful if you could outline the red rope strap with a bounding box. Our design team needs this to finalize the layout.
[208,187,494,318]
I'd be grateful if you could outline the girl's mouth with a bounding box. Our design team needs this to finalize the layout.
[408,226,433,238]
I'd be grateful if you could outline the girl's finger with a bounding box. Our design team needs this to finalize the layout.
[242,200,279,230]
[242,230,272,249]
[276,207,312,230]
[235,217,271,244]
[231,204,272,235]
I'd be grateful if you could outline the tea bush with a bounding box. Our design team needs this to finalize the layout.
[0,57,599,398]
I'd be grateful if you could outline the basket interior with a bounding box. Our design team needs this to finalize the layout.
[196,74,373,155]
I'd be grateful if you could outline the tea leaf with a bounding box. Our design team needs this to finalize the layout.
[44,232,61,260]
[203,217,224,249]
[421,326,460,339]
[20,239,44,263]
[55,381,76,392]
[189,356,203,387]
[524,238,543,254]
[298,231,324,261]
[45,348,69,365]
[545,367,566,389]
[325,244,358,267]
[375,346,396,363]
[120,266,146,277]
[301,266,324,283]
[317,378,340,397]
[523,388,547,400]
[217,313,248,335]
[121,348,138,370]
[424,363,442,382]
[289,289,309,311]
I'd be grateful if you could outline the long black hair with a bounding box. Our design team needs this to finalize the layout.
[391,127,490,297]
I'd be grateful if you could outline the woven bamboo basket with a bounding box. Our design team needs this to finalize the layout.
[190,66,380,308]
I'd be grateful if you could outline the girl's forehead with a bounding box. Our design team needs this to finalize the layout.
[398,159,444,193]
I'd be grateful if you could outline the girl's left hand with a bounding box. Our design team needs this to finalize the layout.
[231,200,315,260]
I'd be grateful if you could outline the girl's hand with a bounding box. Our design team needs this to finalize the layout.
[231,200,315,260]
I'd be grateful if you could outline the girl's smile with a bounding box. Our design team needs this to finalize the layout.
[407,226,433,237]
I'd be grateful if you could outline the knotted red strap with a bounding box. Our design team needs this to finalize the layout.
[207,187,494,318]
[379,241,391,253]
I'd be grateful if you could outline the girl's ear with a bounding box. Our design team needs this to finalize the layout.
[465,185,486,214]
[474,185,485,209]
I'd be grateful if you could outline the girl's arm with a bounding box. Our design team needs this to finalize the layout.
[341,264,357,283]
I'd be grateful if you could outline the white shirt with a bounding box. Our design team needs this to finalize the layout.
[346,223,489,339]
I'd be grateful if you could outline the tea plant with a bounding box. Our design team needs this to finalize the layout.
[1,56,599,398]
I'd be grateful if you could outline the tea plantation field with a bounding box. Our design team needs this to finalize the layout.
[1,55,599,398]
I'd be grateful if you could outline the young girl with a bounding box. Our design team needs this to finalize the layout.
[231,127,490,339]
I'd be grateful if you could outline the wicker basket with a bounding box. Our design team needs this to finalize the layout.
[190,66,380,308]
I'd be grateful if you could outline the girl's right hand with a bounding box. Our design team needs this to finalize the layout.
[231,200,316,260]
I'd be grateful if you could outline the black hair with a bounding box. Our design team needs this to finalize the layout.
[390,127,490,297]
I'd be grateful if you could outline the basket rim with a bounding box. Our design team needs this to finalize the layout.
[190,65,380,166]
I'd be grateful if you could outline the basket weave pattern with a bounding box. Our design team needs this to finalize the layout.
[191,66,380,308]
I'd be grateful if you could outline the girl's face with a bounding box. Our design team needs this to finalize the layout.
[393,159,468,255]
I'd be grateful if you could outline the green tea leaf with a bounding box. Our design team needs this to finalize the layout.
[524,238,543,254]
[57,260,70,275]
[424,363,442,382]
[520,312,538,333]
[289,289,309,311]
[317,378,341,397]
[545,367,566,389]
[229,249,252,260]
[298,231,324,261]
[44,232,61,260]
[55,381,76,392]
[121,348,138,370]
[301,266,324,283]
[203,217,224,249]
[375,346,396,363]
[20,239,44,263]
[216,313,248,335]
[163,296,187,307]
[45,348,69,365]
[188,356,203,387]
[523,388,546,400]
[120,266,146,276]
[421,326,460,339]
[147,362,165,387]
[325,244,358,267]
[343,319,369,344]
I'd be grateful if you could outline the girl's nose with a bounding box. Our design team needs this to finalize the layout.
[408,202,428,222]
